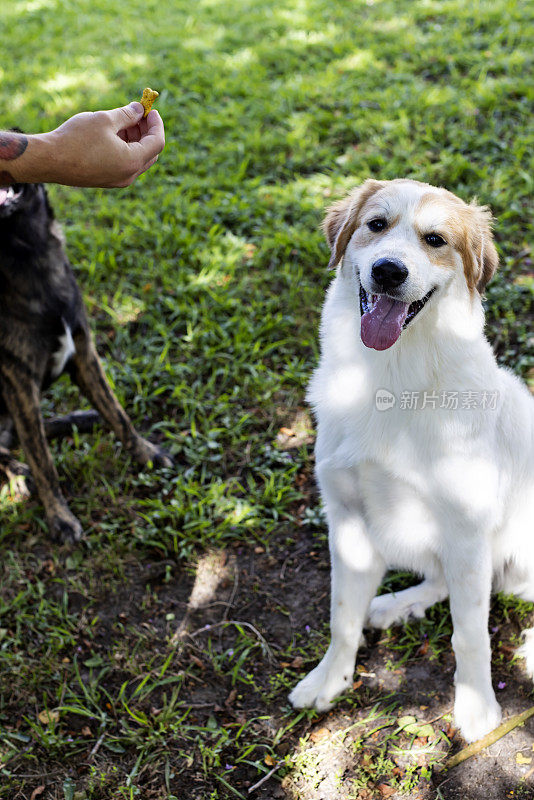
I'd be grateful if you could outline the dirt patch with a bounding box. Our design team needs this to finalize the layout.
[3,521,534,799]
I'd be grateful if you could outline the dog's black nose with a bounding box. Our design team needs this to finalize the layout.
[371,257,408,290]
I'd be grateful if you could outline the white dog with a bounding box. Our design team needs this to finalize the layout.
[289,179,534,743]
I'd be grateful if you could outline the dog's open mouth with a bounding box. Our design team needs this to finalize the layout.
[359,285,436,351]
[0,186,22,207]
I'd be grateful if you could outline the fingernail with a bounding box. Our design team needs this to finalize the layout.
[129,102,144,114]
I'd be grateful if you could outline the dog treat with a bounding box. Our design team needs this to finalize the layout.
[140,88,159,118]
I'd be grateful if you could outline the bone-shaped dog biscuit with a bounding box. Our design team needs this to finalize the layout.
[140,88,159,118]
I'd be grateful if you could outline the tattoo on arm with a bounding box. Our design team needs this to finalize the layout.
[0,170,15,185]
[0,132,29,161]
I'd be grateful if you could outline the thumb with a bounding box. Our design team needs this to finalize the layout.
[108,102,145,132]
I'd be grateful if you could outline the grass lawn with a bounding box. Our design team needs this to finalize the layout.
[0,0,533,798]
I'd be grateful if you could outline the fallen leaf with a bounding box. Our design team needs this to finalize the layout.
[417,639,429,656]
[443,721,457,738]
[398,715,417,731]
[378,784,395,797]
[264,753,276,766]
[225,689,237,707]
[38,709,59,725]
[290,656,303,669]
[353,679,363,690]
[517,753,532,765]
[418,724,435,739]
[30,787,45,800]
[415,736,429,747]
[310,727,330,743]
[81,725,92,737]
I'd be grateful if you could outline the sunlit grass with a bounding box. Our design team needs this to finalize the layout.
[0,0,532,796]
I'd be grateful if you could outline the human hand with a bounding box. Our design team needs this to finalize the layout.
[45,103,165,187]
[1,103,165,188]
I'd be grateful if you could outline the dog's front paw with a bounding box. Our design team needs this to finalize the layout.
[289,658,353,711]
[149,446,174,469]
[48,509,84,544]
[454,688,502,743]
[131,438,173,469]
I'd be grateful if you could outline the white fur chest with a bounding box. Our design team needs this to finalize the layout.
[309,273,504,543]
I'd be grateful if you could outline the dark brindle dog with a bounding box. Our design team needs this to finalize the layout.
[0,180,172,542]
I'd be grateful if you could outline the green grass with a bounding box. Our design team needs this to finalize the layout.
[0,0,533,798]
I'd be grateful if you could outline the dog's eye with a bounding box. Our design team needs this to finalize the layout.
[367,218,387,232]
[424,232,447,248]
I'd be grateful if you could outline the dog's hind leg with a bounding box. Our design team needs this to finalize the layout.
[517,629,534,680]
[69,330,172,468]
[44,410,101,440]
[0,369,83,542]
[366,575,448,629]
[6,410,101,444]
[502,569,534,682]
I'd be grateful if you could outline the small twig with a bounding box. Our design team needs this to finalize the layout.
[222,568,239,624]
[428,706,454,726]
[2,770,63,779]
[279,542,310,580]
[87,732,106,763]
[0,743,33,771]
[441,705,534,771]
[248,761,282,794]
[218,564,239,650]
[187,619,275,663]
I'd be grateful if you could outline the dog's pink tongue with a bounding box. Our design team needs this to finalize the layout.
[361,296,409,350]
[0,189,8,206]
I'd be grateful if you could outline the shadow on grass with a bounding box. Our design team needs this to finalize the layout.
[0,0,532,797]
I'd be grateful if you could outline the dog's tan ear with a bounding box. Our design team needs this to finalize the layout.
[324,179,385,269]
[462,203,499,294]
[474,206,499,293]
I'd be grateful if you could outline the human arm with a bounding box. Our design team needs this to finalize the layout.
[0,102,165,188]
